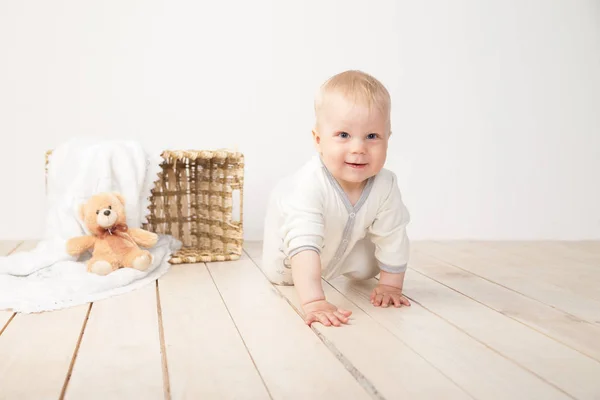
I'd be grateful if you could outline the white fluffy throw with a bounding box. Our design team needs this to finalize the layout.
[0,138,181,313]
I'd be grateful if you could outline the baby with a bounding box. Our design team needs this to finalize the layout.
[262,70,411,327]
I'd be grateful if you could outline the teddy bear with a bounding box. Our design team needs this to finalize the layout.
[66,192,159,276]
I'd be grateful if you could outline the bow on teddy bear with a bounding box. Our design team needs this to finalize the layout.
[66,192,158,276]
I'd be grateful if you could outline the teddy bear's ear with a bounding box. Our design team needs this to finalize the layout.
[112,192,126,206]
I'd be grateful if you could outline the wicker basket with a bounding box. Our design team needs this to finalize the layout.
[45,149,244,264]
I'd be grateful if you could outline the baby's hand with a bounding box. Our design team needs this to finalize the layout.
[370,284,411,308]
[302,299,352,327]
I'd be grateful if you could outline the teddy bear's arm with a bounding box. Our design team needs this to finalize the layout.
[66,236,97,256]
[128,228,158,248]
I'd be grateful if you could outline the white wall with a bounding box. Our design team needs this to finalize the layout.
[1,0,599,241]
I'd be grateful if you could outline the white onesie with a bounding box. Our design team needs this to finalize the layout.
[261,155,410,285]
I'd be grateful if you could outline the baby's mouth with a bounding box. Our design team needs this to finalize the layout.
[345,162,368,169]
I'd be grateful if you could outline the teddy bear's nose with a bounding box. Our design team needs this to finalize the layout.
[104,210,111,216]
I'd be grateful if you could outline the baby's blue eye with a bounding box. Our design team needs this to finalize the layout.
[339,132,349,138]
[367,133,378,139]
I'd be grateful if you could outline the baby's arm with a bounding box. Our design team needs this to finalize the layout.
[369,171,411,308]
[281,173,352,327]
[291,250,325,304]
[379,270,406,289]
[291,250,352,327]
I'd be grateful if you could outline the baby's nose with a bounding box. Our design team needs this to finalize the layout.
[104,210,111,216]
[351,142,366,153]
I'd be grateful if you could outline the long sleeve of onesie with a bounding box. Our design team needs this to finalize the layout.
[368,172,410,273]
[280,175,325,259]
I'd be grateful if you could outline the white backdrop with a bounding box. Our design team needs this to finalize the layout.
[1,0,599,241]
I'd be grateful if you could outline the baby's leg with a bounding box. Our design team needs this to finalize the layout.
[339,238,380,281]
[260,192,295,286]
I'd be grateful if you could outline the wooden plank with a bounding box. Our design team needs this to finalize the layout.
[273,280,471,398]
[0,313,13,335]
[449,240,600,292]
[472,240,600,268]
[462,241,600,301]
[512,241,600,263]
[207,254,372,400]
[0,241,21,327]
[552,241,600,263]
[416,241,600,323]
[0,240,21,256]
[0,240,89,400]
[0,304,89,399]
[65,284,164,399]
[558,241,600,258]
[472,241,600,318]
[243,240,263,259]
[12,240,38,252]
[158,262,269,399]
[403,269,600,399]
[329,275,570,399]
[410,250,600,362]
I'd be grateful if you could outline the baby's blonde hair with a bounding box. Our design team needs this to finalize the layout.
[314,70,391,132]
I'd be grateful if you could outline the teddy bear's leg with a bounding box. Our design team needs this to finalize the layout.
[87,257,119,276]
[123,248,153,271]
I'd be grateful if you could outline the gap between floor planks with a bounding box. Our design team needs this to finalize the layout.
[2,241,596,400]
[244,240,600,400]
[0,241,169,400]
[244,252,472,399]
[0,240,374,400]
[408,249,600,362]
[416,241,600,324]
[156,260,272,400]
[244,247,566,400]
[0,241,91,400]
[204,254,374,400]
[450,241,600,304]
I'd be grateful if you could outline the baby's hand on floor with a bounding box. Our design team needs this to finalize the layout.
[370,284,411,308]
[302,300,352,327]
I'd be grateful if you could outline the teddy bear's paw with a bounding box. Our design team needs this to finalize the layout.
[132,253,152,271]
[90,260,114,276]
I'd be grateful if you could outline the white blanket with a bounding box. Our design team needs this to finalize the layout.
[0,138,181,313]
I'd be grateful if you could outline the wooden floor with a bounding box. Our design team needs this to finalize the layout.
[1,240,599,400]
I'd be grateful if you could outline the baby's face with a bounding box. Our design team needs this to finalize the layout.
[314,95,390,190]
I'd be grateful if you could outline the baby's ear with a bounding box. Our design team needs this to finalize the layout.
[78,204,85,222]
[312,130,322,151]
[112,192,126,206]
